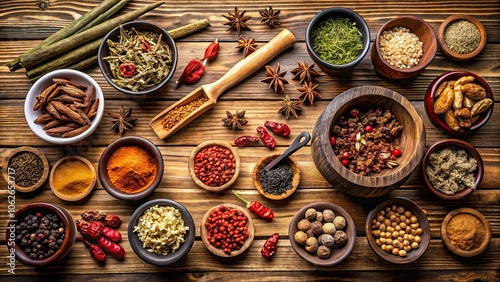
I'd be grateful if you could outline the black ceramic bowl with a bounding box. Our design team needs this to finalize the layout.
[98,21,178,95]
[128,199,195,265]
[306,7,370,74]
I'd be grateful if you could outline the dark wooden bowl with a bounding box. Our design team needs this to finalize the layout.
[200,203,254,257]
[422,139,483,200]
[98,136,163,201]
[437,15,487,61]
[128,198,196,265]
[441,208,491,257]
[49,156,96,202]
[424,71,494,135]
[6,203,76,267]
[305,7,371,74]
[371,16,436,80]
[2,146,49,193]
[365,197,430,264]
[288,202,356,266]
[188,140,240,192]
[311,86,426,198]
[252,152,300,200]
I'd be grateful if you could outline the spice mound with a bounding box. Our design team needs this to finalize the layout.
[294,208,349,259]
[330,107,403,175]
[426,147,477,195]
[194,145,236,187]
[106,145,157,193]
[259,162,293,195]
[380,26,423,69]
[205,205,249,254]
[161,96,208,131]
[133,205,189,255]
[371,205,423,257]
[444,20,481,54]
[8,151,44,187]
[52,158,93,197]
[103,26,173,92]
[446,213,485,251]
[15,212,66,259]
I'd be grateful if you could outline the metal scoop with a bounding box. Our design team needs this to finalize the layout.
[265,132,311,170]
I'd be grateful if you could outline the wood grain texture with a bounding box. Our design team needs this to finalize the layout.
[0,0,498,279]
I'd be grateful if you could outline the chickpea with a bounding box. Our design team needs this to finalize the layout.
[393,240,401,248]
[399,230,405,237]
[372,230,381,237]
[392,248,400,255]
[375,221,381,228]
[410,223,419,229]
[379,224,386,232]
[392,231,399,238]
[380,231,386,238]
[396,206,405,214]
[372,219,378,225]
[403,234,409,241]
[381,244,387,251]
[404,211,411,218]
[395,217,401,224]
[380,210,386,216]
[399,222,407,229]
[394,212,400,217]
[411,242,419,249]
[383,219,391,227]
[386,245,394,253]
[410,215,418,224]
[385,232,392,239]
[403,240,410,246]
[391,205,397,211]
[386,226,394,233]
[391,221,398,228]
[399,250,407,257]
[399,215,407,222]
[397,237,403,243]
[405,219,411,225]
[386,238,393,245]
[377,215,385,222]
[408,234,415,242]
[405,226,412,233]
[380,237,387,244]
[376,238,382,246]
[395,225,401,231]
[411,229,417,236]
[390,214,397,221]
[416,228,423,235]
[385,207,391,213]
[404,245,412,252]
[414,235,421,243]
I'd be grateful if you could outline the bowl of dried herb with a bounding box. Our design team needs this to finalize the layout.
[2,146,50,193]
[305,7,370,74]
[437,15,487,61]
[98,21,178,95]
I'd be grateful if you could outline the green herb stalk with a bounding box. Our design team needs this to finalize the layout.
[76,0,130,34]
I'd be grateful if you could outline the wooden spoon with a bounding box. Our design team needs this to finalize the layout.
[150,29,296,139]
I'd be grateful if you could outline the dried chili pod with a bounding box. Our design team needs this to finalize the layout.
[76,220,104,240]
[257,126,276,149]
[77,237,106,263]
[97,236,125,260]
[204,37,219,61]
[261,233,279,258]
[81,210,107,222]
[232,190,274,220]
[176,58,206,87]
[234,135,259,147]
[104,214,122,228]
[119,62,136,77]
[264,120,291,137]
[102,227,122,242]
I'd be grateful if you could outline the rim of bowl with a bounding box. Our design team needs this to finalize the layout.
[424,71,494,135]
[288,201,356,266]
[305,7,371,70]
[365,196,430,264]
[49,156,96,202]
[128,198,196,265]
[98,136,164,201]
[2,146,50,193]
[440,207,491,257]
[373,15,437,74]
[24,69,105,145]
[97,21,178,95]
[6,203,76,267]
[437,14,487,61]
[188,140,240,192]
[421,139,484,200]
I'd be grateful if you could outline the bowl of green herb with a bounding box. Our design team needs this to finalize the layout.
[98,21,177,95]
[306,8,370,74]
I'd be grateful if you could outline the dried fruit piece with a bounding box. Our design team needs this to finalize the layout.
[470,98,493,116]
[462,83,486,100]
[435,81,448,98]
[458,117,472,128]
[434,86,454,115]
[454,108,471,119]
[463,96,475,109]
[445,109,460,131]
[453,84,463,110]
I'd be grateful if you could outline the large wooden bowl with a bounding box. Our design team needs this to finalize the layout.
[311,86,426,198]
[371,16,436,80]
[437,15,487,61]
[201,203,254,257]
[2,146,49,193]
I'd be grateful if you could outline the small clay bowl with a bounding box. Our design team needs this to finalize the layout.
[441,208,491,257]
[371,16,437,80]
[365,197,430,264]
[252,153,300,200]
[289,202,356,266]
[422,139,483,200]
[438,15,487,61]
[128,198,196,265]
[98,136,163,201]
[424,71,494,135]
[49,156,96,201]
[188,140,240,192]
[2,146,49,193]
[201,203,254,257]
[6,203,77,267]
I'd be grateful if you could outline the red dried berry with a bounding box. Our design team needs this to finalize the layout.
[341,152,350,160]
[330,136,336,146]
[341,159,350,166]
[391,149,401,157]
[365,125,373,133]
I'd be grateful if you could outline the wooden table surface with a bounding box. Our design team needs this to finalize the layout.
[0,1,499,281]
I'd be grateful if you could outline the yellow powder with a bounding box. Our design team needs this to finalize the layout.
[53,159,92,196]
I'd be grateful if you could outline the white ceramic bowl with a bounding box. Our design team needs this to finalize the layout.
[24,69,105,144]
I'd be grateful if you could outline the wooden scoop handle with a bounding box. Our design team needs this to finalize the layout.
[203,29,296,99]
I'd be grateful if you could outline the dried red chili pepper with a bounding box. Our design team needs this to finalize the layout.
[77,237,106,263]
[104,214,122,228]
[234,135,259,147]
[97,236,125,260]
[141,38,151,52]
[257,126,276,149]
[119,62,135,78]
[81,210,106,222]
[102,227,122,242]
[176,58,207,87]
[232,190,274,220]
[264,121,291,137]
[76,220,104,240]
[261,233,279,258]
[204,37,219,61]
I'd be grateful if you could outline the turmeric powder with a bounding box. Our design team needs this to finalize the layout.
[53,159,92,196]
[106,145,157,193]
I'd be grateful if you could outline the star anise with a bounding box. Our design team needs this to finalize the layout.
[298,81,322,104]
[259,6,281,28]
[222,110,248,130]
[236,37,257,58]
[278,95,303,119]
[222,6,251,37]
[261,63,288,93]
[291,61,322,84]
[109,106,137,136]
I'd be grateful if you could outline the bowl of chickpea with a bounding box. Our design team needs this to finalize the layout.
[365,197,430,264]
